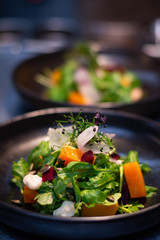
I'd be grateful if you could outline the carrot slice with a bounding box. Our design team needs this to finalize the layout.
[59,145,83,166]
[123,161,146,198]
[68,91,87,105]
[50,69,61,84]
[82,203,118,217]
[23,185,38,203]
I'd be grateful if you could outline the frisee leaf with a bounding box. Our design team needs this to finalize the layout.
[118,201,144,213]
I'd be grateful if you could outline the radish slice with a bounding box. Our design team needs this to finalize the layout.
[48,126,73,150]
[76,125,98,151]
[74,67,100,104]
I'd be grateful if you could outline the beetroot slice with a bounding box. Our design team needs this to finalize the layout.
[42,166,57,182]
[121,183,130,205]
[110,153,120,160]
[81,150,94,164]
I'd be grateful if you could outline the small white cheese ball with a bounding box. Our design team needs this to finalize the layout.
[23,174,42,190]
[53,201,75,217]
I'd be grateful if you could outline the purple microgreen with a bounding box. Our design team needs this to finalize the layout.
[94,112,107,125]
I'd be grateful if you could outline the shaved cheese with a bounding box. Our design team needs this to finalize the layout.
[48,126,73,150]
[76,125,98,151]
[83,141,110,154]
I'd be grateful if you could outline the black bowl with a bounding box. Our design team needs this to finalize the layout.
[0,107,160,239]
[13,49,160,117]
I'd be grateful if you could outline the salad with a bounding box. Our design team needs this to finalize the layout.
[11,112,157,217]
[35,42,144,105]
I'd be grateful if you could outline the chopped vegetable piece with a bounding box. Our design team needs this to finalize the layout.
[120,75,132,87]
[59,145,83,166]
[82,203,118,217]
[124,161,146,198]
[23,185,38,203]
[42,166,57,182]
[81,150,94,164]
[76,125,98,151]
[50,69,61,84]
[68,91,87,105]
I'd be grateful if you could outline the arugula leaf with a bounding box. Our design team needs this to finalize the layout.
[140,163,151,173]
[94,153,110,168]
[104,193,121,206]
[43,149,61,167]
[72,176,81,203]
[145,185,158,197]
[11,157,29,193]
[28,141,51,169]
[59,162,118,179]
[53,177,67,200]
[38,181,54,193]
[48,85,68,102]
[59,162,95,179]
[104,181,119,195]
[77,172,114,189]
[81,189,106,205]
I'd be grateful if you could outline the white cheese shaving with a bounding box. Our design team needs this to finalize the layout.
[23,174,42,190]
[76,125,98,151]
[53,201,75,217]
[48,126,73,150]
[83,141,110,154]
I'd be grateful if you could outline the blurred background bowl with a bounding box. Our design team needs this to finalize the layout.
[13,47,160,117]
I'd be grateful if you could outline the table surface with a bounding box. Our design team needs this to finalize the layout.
[0,48,160,240]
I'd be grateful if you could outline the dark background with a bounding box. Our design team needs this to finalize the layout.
[0,0,160,24]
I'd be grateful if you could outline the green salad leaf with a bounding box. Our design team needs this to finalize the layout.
[28,141,51,169]
[11,157,29,193]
